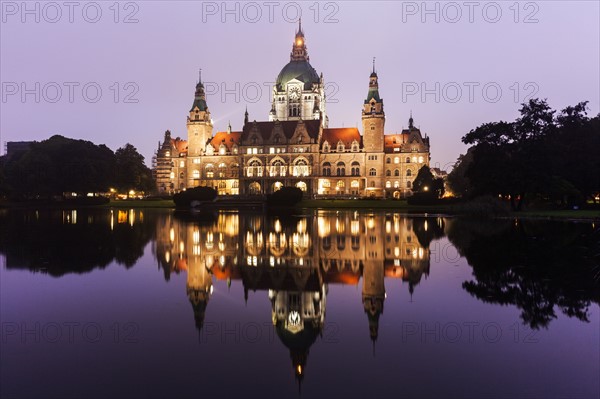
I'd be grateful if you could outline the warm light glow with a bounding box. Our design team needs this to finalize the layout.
[296,39,302,46]
[297,365,303,375]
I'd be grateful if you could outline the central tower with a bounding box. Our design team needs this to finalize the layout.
[270,20,327,127]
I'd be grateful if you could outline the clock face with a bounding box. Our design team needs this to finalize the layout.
[289,86,300,100]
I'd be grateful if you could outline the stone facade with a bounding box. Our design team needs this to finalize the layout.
[153,23,430,198]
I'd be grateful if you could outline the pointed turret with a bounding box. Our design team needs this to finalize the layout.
[187,69,213,160]
[362,62,385,153]
[290,18,309,62]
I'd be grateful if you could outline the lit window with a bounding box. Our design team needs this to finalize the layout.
[369,168,376,176]
[394,157,400,164]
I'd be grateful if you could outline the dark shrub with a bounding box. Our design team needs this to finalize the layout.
[452,195,511,217]
[173,187,217,208]
[266,187,303,206]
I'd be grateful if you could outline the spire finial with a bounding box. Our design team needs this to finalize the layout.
[198,68,202,84]
[372,57,376,74]
[298,17,302,34]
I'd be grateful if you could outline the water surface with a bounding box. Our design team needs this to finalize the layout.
[1,209,598,398]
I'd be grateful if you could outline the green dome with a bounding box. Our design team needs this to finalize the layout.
[276,60,320,91]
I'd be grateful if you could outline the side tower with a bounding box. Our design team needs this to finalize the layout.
[187,71,213,187]
[362,61,385,197]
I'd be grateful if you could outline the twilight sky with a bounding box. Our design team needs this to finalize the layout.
[1,1,598,170]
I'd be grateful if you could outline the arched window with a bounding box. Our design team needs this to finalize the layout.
[218,163,227,177]
[179,172,184,179]
[394,157,400,164]
[293,159,309,177]
[406,157,410,163]
[249,181,261,194]
[323,142,330,152]
[394,181,400,188]
[386,170,391,176]
[270,160,285,177]
[351,180,360,188]
[351,141,359,152]
[337,180,345,189]
[323,162,331,176]
[337,142,345,152]
[219,144,226,155]
[351,161,360,176]
[386,158,391,164]
[205,164,214,178]
[406,169,412,177]
[386,181,391,188]
[336,162,345,177]
[231,163,240,177]
[407,181,412,188]
[369,168,376,176]
[394,169,400,177]
[247,160,262,177]
[170,172,175,179]
[418,156,424,163]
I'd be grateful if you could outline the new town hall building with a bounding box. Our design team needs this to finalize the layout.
[154,23,431,198]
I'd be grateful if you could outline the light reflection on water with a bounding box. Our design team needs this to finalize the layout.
[0,209,598,398]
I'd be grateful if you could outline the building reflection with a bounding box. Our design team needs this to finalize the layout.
[153,210,438,381]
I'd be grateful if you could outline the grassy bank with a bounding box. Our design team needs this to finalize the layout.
[2,198,599,220]
[516,209,600,220]
[297,199,454,213]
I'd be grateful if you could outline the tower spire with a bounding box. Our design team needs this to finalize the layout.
[372,57,376,74]
[291,22,308,61]
[198,68,202,84]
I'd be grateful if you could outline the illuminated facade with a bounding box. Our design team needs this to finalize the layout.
[153,23,431,198]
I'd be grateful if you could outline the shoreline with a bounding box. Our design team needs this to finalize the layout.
[1,199,599,220]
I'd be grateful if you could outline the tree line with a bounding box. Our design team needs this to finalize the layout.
[0,135,153,199]
[448,99,600,210]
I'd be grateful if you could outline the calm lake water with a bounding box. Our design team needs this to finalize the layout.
[0,208,598,399]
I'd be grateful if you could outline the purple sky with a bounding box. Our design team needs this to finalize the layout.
[1,1,598,170]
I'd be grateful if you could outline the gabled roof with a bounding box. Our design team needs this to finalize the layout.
[384,128,429,153]
[207,131,242,152]
[171,138,188,154]
[321,127,362,148]
[242,119,321,142]
[384,133,409,149]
